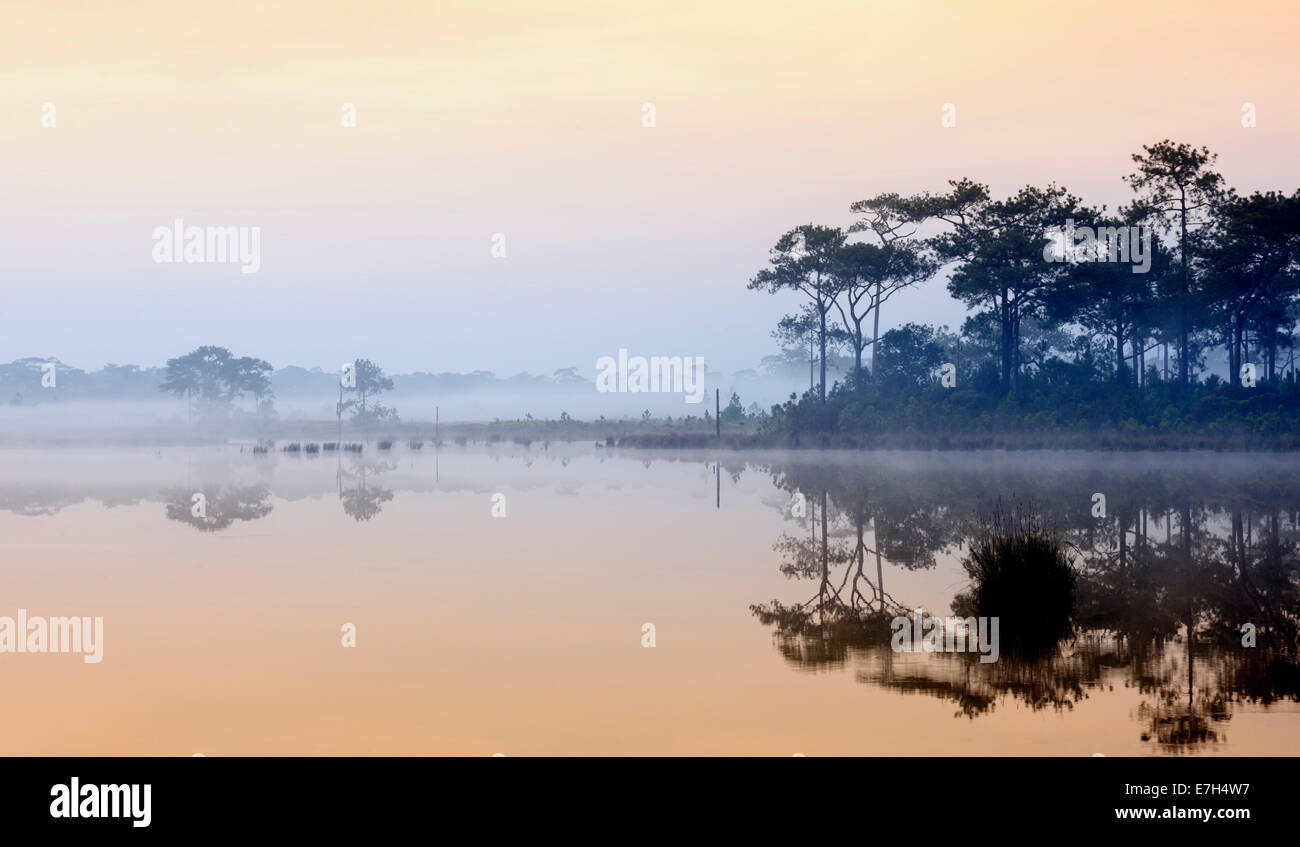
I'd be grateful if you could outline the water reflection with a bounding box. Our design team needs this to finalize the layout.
[336,453,394,522]
[751,459,1300,750]
[3,446,1299,753]
[163,485,272,532]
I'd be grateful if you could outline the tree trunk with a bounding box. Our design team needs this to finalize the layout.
[818,303,827,403]
[1179,189,1190,389]
[1231,319,1244,388]
[1000,292,1013,389]
[1115,326,1126,383]
[853,322,863,391]
[1011,309,1022,395]
[1227,325,1236,388]
[871,283,881,378]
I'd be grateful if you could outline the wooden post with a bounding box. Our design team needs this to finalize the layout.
[435,406,439,443]
[715,389,720,439]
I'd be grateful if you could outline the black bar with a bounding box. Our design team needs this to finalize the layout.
[5,756,1288,834]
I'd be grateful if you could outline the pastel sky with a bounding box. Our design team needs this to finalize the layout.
[2,0,1297,375]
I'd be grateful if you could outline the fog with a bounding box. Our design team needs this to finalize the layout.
[0,372,811,442]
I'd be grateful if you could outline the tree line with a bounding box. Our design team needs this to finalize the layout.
[158,346,396,427]
[750,140,1300,436]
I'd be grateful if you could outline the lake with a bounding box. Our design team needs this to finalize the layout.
[2,444,1298,755]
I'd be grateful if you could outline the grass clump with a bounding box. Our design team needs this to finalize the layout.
[959,503,1077,658]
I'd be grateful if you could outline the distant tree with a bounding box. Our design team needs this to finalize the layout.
[225,356,274,414]
[722,391,745,423]
[1125,141,1228,389]
[159,351,204,424]
[1204,190,1300,387]
[553,367,586,385]
[773,305,849,393]
[773,307,819,392]
[343,359,396,425]
[832,241,935,388]
[905,180,1081,393]
[750,225,846,403]
[189,346,233,413]
[1049,210,1160,384]
[874,323,945,391]
[847,193,936,381]
[159,345,255,422]
[1248,296,1296,381]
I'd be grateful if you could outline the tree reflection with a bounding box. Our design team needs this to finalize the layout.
[163,485,272,532]
[751,459,1300,744]
[337,453,394,521]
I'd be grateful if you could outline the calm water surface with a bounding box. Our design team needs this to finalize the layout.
[3,445,1298,755]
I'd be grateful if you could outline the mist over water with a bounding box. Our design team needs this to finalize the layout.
[0,372,809,440]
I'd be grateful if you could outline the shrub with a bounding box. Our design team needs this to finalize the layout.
[960,504,1077,658]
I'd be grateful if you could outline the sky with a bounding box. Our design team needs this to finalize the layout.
[2,0,1298,376]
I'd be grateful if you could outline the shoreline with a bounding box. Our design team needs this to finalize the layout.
[2,424,1299,453]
